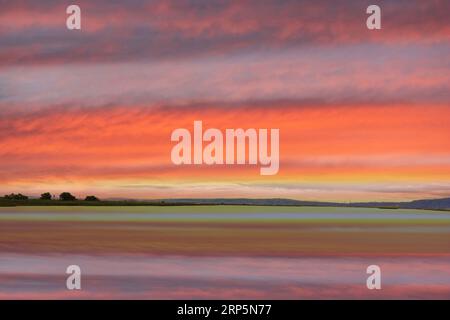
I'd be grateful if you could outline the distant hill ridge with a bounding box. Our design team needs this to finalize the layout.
[1,196,450,210]
[161,197,450,210]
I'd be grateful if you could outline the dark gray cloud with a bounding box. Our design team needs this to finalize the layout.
[0,0,449,66]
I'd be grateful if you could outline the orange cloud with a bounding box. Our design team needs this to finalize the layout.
[1,104,449,200]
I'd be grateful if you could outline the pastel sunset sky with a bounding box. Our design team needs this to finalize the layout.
[1,0,449,201]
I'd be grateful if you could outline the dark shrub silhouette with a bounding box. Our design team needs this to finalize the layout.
[59,192,77,201]
[4,193,28,200]
[85,195,100,201]
[40,192,52,200]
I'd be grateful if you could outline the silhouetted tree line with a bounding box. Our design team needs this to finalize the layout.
[2,192,100,201]
[3,193,29,200]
